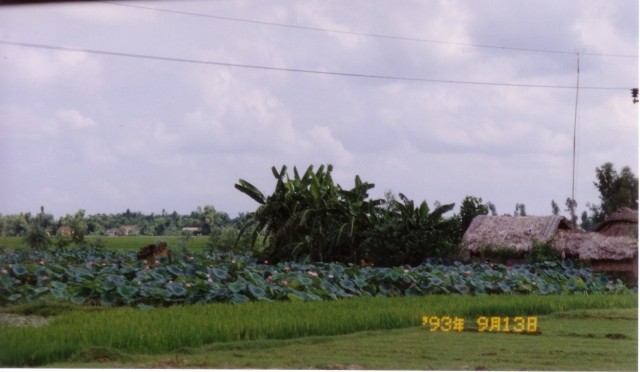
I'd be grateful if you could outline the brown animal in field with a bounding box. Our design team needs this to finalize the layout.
[359,258,374,268]
[137,242,172,263]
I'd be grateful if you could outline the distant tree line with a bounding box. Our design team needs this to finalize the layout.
[0,205,245,249]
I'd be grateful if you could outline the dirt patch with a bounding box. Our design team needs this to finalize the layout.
[605,333,630,340]
[0,313,50,327]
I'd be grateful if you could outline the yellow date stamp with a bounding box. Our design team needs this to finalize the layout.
[421,316,465,332]
[422,315,538,333]
[476,316,538,333]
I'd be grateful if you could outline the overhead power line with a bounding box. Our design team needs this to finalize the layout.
[0,40,632,91]
[101,1,638,59]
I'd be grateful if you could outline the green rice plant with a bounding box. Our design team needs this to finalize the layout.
[0,294,635,367]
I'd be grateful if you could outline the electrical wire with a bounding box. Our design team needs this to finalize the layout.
[0,40,632,91]
[100,1,638,59]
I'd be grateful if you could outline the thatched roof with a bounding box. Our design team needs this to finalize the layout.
[553,230,637,260]
[463,215,572,253]
[593,208,638,237]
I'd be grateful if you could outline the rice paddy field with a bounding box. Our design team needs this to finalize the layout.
[0,295,637,369]
[0,239,637,370]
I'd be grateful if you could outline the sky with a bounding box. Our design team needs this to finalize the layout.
[0,0,638,219]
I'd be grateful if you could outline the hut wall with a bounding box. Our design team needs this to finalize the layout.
[590,256,638,285]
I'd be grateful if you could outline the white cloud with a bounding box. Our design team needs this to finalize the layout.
[56,109,97,129]
[573,2,636,55]
[0,47,102,91]
[0,1,636,218]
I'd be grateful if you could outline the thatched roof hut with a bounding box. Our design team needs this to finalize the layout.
[592,207,638,238]
[462,215,572,254]
[553,229,637,261]
[463,213,638,284]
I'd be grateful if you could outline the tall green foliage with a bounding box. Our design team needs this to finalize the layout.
[459,196,489,233]
[235,165,380,263]
[365,193,459,266]
[23,208,53,249]
[236,165,460,266]
[593,163,638,219]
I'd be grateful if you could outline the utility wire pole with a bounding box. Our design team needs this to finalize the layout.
[570,53,580,227]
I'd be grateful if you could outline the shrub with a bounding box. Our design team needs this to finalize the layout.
[526,241,562,263]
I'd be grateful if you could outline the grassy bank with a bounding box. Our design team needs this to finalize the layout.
[1,294,636,367]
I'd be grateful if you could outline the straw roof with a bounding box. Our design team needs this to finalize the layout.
[553,229,637,260]
[592,208,638,238]
[463,215,572,253]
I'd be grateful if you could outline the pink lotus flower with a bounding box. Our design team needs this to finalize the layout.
[284,266,290,272]
[207,278,213,283]
[264,260,269,264]
[41,275,49,281]
[154,260,161,266]
[39,260,45,265]
[186,283,192,288]
[0,269,7,275]
[308,271,318,277]
[143,260,148,264]
[144,266,150,270]
[267,275,273,282]
[282,280,289,286]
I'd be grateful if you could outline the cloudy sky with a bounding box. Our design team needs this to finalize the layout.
[0,0,637,219]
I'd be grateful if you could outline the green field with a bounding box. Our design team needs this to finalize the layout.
[1,294,637,369]
[0,235,211,251]
[46,309,639,370]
